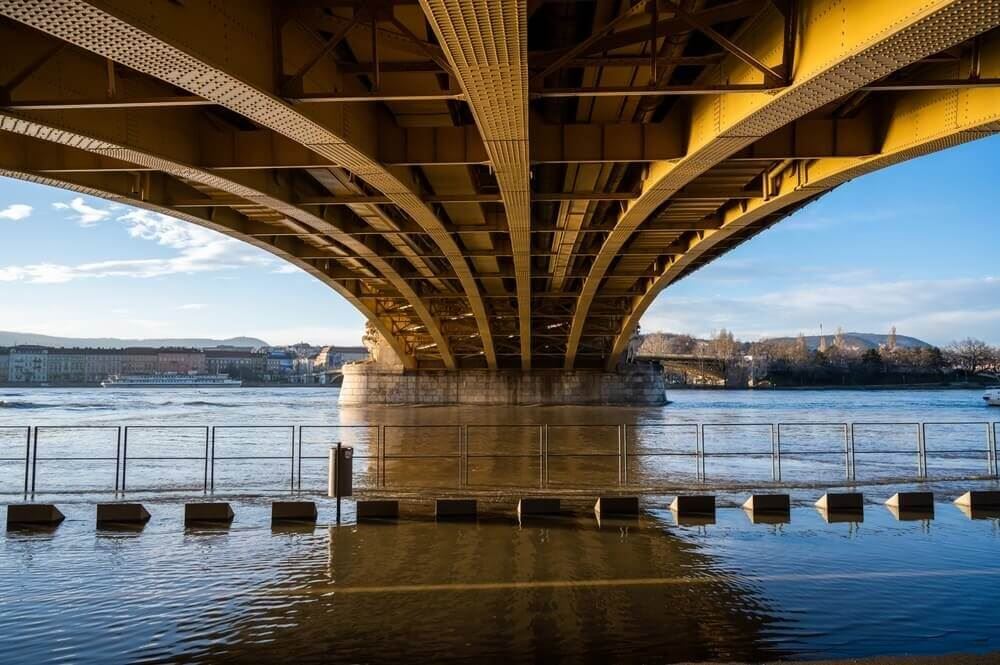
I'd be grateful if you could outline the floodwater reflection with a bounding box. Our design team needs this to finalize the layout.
[3,502,1000,662]
[207,515,787,663]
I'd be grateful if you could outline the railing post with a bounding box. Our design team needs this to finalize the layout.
[23,426,31,496]
[119,426,127,494]
[622,424,628,487]
[617,425,622,486]
[379,425,386,488]
[457,425,463,488]
[209,426,216,494]
[538,424,545,489]
[918,423,927,479]
[289,426,296,493]
[774,424,782,482]
[994,422,999,479]
[697,424,705,482]
[988,422,997,479]
[992,422,998,479]
[296,426,303,493]
[31,425,39,495]
[545,424,550,487]
[202,426,210,493]
[462,424,469,487]
[846,423,854,481]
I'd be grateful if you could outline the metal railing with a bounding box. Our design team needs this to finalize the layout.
[30,425,122,494]
[2,420,997,496]
[122,426,210,493]
[0,426,31,494]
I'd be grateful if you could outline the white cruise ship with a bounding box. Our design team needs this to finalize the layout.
[101,374,242,388]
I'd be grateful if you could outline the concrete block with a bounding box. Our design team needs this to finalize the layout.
[670,495,715,516]
[6,504,65,526]
[886,492,933,509]
[517,497,561,517]
[184,502,234,524]
[435,499,477,519]
[594,496,639,516]
[271,501,317,523]
[97,503,150,525]
[954,491,1000,509]
[357,500,399,520]
[742,494,790,514]
[815,492,863,511]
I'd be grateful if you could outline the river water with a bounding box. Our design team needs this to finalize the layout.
[2,387,999,663]
[1,387,996,496]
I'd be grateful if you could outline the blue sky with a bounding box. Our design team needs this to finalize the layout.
[1,135,998,347]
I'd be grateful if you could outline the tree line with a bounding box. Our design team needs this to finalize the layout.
[638,330,1000,387]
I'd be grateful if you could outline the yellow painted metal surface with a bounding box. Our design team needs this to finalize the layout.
[0,0,997,370]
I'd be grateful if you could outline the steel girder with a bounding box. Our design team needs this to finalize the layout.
[0,0,496,368]
[0,104,458,368]
[0,159,415,365]
[563,0,1000,368]
[420,0,533,367]
[1,0,1000,372]
[607,28,1000,367]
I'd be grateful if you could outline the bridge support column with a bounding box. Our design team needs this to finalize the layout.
[338,363,666,406]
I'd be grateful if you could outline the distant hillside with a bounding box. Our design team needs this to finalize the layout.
[0,331,270,349]
[763,332,932,352]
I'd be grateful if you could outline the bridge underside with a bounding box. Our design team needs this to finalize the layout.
[1,1,999,398]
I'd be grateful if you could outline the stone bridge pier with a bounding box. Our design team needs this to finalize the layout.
[338,362,666,406]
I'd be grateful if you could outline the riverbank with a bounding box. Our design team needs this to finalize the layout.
[735,655,1000,664]
[0,382,338,388]
[667,382,992,391]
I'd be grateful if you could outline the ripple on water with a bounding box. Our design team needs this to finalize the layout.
[1,504,999,663]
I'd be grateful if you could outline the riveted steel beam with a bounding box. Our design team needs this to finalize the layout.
[529,0,768,65]
[3,95,214,110]
[0,0,497,369]
[421,0,533,368]
[563,0,1000,369]
[15,115,876,170]
[0,160,414,366]
[0,108,454,368]
[607,34,1000,367]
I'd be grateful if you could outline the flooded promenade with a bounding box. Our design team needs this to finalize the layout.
[2,388,999,663]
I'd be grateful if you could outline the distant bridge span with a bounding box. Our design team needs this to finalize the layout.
[636,354,729,382]
[1,0,1000,380]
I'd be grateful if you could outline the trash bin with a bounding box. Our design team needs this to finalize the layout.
[328,445,353,498]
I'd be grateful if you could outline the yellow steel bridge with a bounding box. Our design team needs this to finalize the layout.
[1,0,998,371]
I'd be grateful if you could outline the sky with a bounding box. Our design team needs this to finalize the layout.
[0,135,998,348]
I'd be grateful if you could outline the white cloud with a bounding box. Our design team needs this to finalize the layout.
[178,303,208,310]
[253,325,365,347]
[52,197,111,227]
[780,208,901,232]
[0,209,283,283]
[0,203,32,221]
[642,275,1000,346]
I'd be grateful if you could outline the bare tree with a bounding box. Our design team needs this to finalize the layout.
[710,328,739,359]
[793,333,809,365]
[638,332,698,356]
[946,338,993,375]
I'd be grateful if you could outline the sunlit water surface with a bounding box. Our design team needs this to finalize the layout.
[1,387,999,663]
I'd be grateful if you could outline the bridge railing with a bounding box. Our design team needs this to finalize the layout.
[2,420,997,496]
